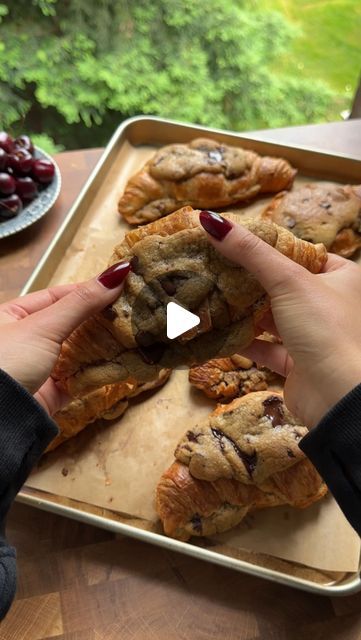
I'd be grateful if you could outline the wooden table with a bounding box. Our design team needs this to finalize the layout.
[1,120,361,639]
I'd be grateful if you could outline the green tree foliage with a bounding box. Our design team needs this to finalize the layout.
[0,0,340,149]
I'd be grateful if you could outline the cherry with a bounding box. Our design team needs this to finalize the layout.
[15,177,38,202]
[32,158,55,184]
[8,149,33,175]
[0,172,16,195]
[0,149,8,171]
[0,132,14,154]
[0,194,22,220]
[0,131,56,222]
[14,135,34,155]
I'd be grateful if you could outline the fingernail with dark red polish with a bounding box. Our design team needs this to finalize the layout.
[97,260,131,289]
[199,210,233,240]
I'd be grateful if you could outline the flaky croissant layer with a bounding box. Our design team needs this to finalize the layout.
[48,369,171,452]
[189,354,282,400]
[118,138,297,224]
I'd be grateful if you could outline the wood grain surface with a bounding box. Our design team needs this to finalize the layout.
[0,119,361,639]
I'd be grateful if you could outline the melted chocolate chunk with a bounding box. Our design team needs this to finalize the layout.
[262,396,285,427]
[102,305,117,321]
[130,255,139,273]
[159,272,190,298]
[160,277,177,296]
[136,330,155,347]
[137,342,166,365]
[238,449,257,477]
[211,427,257,477]
[191,513,203,533]
[211,427,226,452]
[287,448,296,458]
[187,431,199,443]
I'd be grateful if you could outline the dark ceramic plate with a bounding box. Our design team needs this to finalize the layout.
[0,147,61,239]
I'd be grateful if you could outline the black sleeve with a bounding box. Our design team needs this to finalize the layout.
[0,369,58,619]
[300,382,361,536]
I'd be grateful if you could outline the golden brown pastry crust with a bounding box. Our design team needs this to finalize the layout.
[156,458,327,540]
[262,183,361,257]
[53,207,326,398]
[48,369,171,451]
[156,392,327,540]
[118,138,297,224]
[189,354,282,400]
[157,461,255,540]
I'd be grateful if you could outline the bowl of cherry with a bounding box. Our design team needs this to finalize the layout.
[0,131,61,239]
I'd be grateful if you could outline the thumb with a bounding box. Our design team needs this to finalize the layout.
[29,260,131,343]
[199,210,307,297]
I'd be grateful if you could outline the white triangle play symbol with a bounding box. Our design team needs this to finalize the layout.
[166,302,200,340]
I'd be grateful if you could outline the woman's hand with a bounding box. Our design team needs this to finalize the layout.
[200,210,361,427]
[0,260,131,416]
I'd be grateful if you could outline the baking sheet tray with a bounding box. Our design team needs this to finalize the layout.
[19,116,361,595]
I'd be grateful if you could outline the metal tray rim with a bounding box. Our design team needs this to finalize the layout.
[110,114,361,163]
[19,115,361,595]
[17,490,361,596]
[20,115,361,295]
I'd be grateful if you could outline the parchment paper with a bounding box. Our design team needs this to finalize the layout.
[26,141,361,574]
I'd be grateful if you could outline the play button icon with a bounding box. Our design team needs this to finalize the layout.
[129,269,237,367]
[166,302,200,340]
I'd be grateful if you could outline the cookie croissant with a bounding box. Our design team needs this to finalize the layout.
[53,207,326,398]
[48,383,131,452]
[48,369,171,452]
[262,183,361,258]
[189,354,282,400]
[156,392,327,540]
[118,138,296,224]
